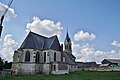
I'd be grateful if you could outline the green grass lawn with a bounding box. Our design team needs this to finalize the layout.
[0,71,120,80]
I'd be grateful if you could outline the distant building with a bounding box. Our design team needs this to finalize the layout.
[83,62,98,67]
[76,62,84,68]
[12,31,77,75]
[76,62,98,68]
[102,59,120,66]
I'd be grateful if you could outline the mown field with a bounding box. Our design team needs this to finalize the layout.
[0,71,120,80]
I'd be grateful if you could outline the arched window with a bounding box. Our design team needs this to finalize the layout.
[54,52,56,61]
[25,51,30,62]
[35,52,40,63]
[44,52,46,63]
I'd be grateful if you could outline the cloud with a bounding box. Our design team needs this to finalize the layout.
[0,34,18,62]
[0,2,16,20]
[111,41,120,47]
[26,16,63,38]
[0,2,17,61]
[72,42,120,63]
[74,30,96,41]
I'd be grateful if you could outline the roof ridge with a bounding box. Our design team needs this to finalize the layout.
[19,32,32,49]
[30,31,58,39]
[49,35,57,38]
[30,31,47,38]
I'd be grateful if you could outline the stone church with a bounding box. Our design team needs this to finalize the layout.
[12,31,77,75]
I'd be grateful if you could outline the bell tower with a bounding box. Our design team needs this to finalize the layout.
[64,32,72,54]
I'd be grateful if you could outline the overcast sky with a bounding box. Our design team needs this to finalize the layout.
[0,0,120,63]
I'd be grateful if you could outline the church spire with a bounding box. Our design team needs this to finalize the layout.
[64,28,72,54]
[65,27,70,41]
[66,32,69,39]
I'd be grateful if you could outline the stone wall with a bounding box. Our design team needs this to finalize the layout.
[43,63,51,75]
[35,64,43,74]
[68,65,78,72]
[51,63,69,75]
[47,50,61,62]
[78,66,120,71]
[17,63,36,75]
[11,63,19,75]
[12,49,68,75]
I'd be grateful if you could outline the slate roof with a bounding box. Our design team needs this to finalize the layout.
[63,52,76,65]
[83,62,97,67]
[67,52,76,59]
[20,32,61,51]
[102,59,120,64]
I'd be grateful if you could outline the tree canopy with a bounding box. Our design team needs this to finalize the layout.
[0,57,12,70]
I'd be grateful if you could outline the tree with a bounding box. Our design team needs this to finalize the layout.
[0,57,12,70]
[0,57,4,70]
[3,61,12,69]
